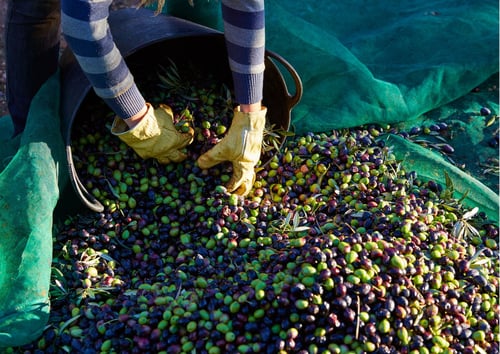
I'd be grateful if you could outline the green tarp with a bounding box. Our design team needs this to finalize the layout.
[0,73,66,347]
[0,0,498,348]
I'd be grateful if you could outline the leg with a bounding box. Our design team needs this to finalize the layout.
[5,0,61,136]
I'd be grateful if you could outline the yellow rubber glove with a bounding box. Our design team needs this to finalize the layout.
[197,106,267,196]
[111,103,194,163]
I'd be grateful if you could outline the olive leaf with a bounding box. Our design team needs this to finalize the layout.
[157,58,191,95]
[452,206,480,240]
[270,210,310,235]
[262,123,295,153]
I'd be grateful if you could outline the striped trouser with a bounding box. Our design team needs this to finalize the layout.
[61,0,265,119]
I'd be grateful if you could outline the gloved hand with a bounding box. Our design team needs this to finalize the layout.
[197,106,267,196]
[111,103,194,163]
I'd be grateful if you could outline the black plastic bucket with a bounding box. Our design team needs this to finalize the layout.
[60,8,302,212]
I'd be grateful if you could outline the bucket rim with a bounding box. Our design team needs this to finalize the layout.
[60,9,302,212]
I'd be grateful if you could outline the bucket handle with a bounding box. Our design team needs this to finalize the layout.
[67,147,105,212]
[265,50,303,110]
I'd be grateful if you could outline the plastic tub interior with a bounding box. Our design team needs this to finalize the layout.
[60,8,302,212]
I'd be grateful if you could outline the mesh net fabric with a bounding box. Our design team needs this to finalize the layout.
[0,72,67,347]
[0,0,498,346]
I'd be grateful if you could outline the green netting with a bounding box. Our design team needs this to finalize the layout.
[0,72,67,347]
[0,0,498,347]
[166,0,498,131]
[380,133,499,223]
[265,0,498,133]
[386,74,499,222]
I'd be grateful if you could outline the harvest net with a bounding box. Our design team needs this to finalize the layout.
[0,0,498,350]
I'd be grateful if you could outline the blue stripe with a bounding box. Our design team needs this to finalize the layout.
[61,0,112,22]
[221,4,264,30]
[226,41,265,67]
[232,72,264,104]
[64,30,115,58]
[85,59,130,90]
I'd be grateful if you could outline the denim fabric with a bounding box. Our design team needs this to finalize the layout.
[6,0,61,136]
